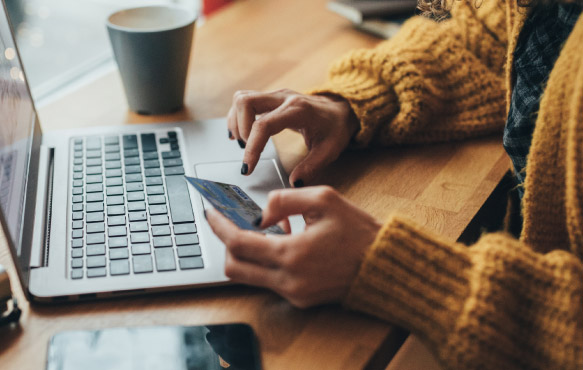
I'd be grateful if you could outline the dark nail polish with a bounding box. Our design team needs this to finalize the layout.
[237,139,246,149]
[241,163,249,175]
[253,216,262,227]
[293,179,304,188]
[228,130,233,139]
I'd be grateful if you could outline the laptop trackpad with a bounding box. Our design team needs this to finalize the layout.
[194,159,286,209]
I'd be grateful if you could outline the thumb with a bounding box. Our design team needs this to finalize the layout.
[289,143,337,187]
[258,187,330,228]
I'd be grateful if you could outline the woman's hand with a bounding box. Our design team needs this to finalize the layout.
[227,89,359,187]
[206,186,382,308]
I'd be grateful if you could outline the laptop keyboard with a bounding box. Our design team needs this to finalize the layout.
[69,131,203,279]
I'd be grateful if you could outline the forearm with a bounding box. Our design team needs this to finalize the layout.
[345,216,583,370]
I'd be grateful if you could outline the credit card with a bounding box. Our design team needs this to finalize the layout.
[186,176,285,235]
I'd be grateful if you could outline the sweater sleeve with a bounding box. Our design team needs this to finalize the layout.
[309,0,508,146]
[344,215,583,370]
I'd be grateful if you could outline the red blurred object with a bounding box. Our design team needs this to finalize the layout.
[203,0,233,16]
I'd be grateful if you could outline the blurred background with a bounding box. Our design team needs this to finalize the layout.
[4,0,231,102]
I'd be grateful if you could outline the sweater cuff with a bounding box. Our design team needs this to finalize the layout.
[307,63,398,147]
[344,215,472,346]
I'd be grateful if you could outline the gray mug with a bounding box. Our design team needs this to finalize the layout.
[107,6,196,115]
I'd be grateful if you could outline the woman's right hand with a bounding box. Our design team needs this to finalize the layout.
[227,89,360,187]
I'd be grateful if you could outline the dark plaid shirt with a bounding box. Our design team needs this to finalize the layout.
[503,3,582,199]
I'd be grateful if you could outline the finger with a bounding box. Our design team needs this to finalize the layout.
[258,186,337,228]
[227,105,241,141]
[289,141,339,186]
[206,208,284,266]
[233,91,288,141]
[277,219,291,234]
[224,251,278,289]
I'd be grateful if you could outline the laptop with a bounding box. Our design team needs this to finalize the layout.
[0,1,303,302]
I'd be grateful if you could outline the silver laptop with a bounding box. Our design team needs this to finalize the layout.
[0,1,302,302]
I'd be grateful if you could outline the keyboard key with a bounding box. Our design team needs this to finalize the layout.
[106,186,124,196]
[108,226,127,237]
[123,134,138,149]
[149,204,167,215]
[87,256,106,268]
[133,255,153,273]
[143,152,158,160]
[86,166,102,175]
[104,136,119,145]
[74,152,83,159]
[87,267,106,278]
[105,160,121,169]
[179,257,204,270]
[131,232,150,244]
[72,188,83,195]
[168,131,177,138]
[110,260,130,275]
[148,195,166,204]
[152,225,171,236]
[155,248,176,271]
[105,152,121,161]
[150,214,169,225]
[71,239,83,248]
[108,215,126,226]
[72,212,83,220]
[153,236,172,248]
[86,175,103,184]
[145,177,163,186]
[105,169,122,178]
[129,211,147,222]
[165,176,195,224]
[107,205,125,216]
[163,158,183,167]
[106,177,123,186]
[87,233,105,245]
[175,234,199,246]
[144,168,162,177]
[147,185,164,195]
[174,223,197,234]
[87,244,106,256]
[128,201,146,212]
[72,229,83,239]
[86,137,101,150]
[126,183,144,192]
[86,202,104,212]
[87,193,104,202]
[110,248,129,260]
[71,258,83,268]
[124,157,140,166]
[87,222,105,233]
[73,180,83,187]
[164,166,185,176]
[159,137,169,144]
[128,192,145,202]
[104,145,120,153]
[107,195,124,206]
[86,183,103,193]
[86,158,102,166]
[72,195,83,203]
[73,172,83,179]
[129,222,148,232]
[125,173,142,183]
[86,150,101,158]
[131,243,151,255]
[72,203,83,212]
[143,159,160,168]
[141,133,157,152]
[177,245,202,258]
[125,165,141,175]
[124,148,139,157]
[73,158,83,165]
[71,249,83,258]
[109,237,128,248]
[72,220,83,229]
[71,269,83,279]
[162,150,180,159]
[87,212,105,223]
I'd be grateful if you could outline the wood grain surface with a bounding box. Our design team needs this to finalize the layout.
[0,0,510,369]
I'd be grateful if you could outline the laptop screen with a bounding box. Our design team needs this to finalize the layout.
[0,3,36,257]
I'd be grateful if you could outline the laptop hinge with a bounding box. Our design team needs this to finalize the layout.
[30,145,54,268]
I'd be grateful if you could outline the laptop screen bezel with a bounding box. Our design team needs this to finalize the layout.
[0,0,44,293]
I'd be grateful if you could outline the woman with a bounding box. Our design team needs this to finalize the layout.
[206,0,583,368]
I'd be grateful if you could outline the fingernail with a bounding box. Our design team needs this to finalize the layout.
[237,139,246,149]
[293,179,304,188]
[228,130,233,139]
[253,216,262,227]
[241,162,249,175]
[204,210,208,219]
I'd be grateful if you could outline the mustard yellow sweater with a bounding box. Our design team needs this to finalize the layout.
[312,1,583,369]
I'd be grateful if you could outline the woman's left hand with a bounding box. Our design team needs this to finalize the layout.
[206,186,382,308]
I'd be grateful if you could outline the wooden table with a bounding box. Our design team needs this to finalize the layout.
[0,0,510,369]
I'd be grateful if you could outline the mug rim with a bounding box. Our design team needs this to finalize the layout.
[107,5,197,33]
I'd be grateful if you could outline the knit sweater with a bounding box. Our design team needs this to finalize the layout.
[311,1,583,369]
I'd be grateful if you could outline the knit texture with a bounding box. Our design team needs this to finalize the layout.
[310,1,583,369]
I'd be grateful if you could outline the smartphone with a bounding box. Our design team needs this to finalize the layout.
[46,323,261,370]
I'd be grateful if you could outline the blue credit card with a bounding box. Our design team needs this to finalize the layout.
[186,176,285,235]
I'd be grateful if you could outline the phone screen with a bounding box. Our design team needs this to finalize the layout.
[46,323,261,370]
